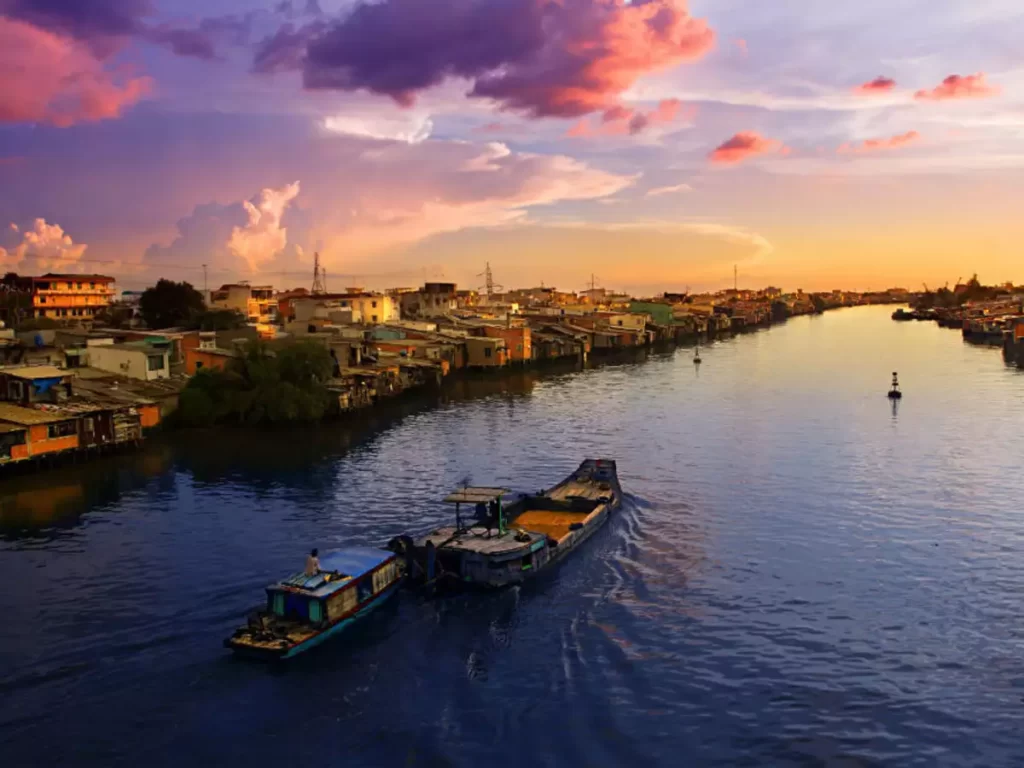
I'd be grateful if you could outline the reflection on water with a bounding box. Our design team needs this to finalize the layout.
[2,307,1024,767]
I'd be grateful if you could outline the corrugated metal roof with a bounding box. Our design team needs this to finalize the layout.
[0,403,68,425]
[0,365,71,380]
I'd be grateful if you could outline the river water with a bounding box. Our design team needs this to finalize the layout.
[2,306,1024,767]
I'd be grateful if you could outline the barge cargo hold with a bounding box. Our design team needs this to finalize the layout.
[394,459,621,590]
[224,547,402,660]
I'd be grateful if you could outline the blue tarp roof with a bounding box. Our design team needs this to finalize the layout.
[271,547,393,597]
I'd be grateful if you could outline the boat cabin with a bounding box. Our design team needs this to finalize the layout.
[226,546,402,659]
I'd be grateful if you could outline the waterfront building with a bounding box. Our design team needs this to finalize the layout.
[210,283,276,323]
[464,336,507,367]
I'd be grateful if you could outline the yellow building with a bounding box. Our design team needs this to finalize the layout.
[8,273,117,320]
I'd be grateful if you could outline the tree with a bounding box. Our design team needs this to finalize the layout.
[192,309,247,331]
[139,279,205,329]
[175,339,334,427]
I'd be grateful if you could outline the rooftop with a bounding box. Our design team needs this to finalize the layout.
[272,547,394,597]
[0,402,68,425]
[0,365,72,380]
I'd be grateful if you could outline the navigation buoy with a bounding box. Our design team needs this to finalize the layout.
[888,372,902,399]
[693,344,702,365]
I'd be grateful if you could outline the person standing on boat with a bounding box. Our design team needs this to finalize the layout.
[305,548,321,576]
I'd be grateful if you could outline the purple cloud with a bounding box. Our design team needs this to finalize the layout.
[254,0,714,118]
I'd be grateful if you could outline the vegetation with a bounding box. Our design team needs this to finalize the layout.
[191,308,247,331]
[94,304,136,328]
[139,279,205,329]
[175,340,335,427]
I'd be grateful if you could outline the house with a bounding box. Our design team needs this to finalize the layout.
[210,283,276,323]
[0,273,116,321]
[0,365,75,405]
[292,293,396,325]
[479,324,531,363]
[86,341,170,381]
[465,337,507,367]
[184,332,238,374]
[400,283,459,318]
[0,403,78,460]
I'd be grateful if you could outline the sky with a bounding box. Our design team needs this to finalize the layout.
[0,0,1022,294]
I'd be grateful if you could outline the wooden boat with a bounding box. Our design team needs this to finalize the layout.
[393,459,621,590]
[224,547,402,660]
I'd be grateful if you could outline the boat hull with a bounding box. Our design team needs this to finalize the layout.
[225,578,402,661]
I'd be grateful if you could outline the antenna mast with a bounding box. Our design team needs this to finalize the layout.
[312,252,327,295]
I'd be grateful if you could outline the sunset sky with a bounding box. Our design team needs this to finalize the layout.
[1,0,1022,294]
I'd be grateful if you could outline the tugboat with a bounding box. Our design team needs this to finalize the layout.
[393,459,622,590]
[888,372,903,399]
[224,547,403,660]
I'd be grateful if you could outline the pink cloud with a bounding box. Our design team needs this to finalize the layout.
[853,76,896,95]
[0,218,88,270]
[569,98,687,138]
[709,131,785,165]
[734,38,747,56]
[838,130,921,154]
[914,73,999,101]
[0,18,151,127]
[257,0,715,120]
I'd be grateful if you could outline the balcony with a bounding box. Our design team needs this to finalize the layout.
[35,287,116,296]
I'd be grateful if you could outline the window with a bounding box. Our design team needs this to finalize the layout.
[195,361,204,370]
[341,301,348,308]
[39,296,46,304]
[8,381,25,401]
[372,315,378,322]
[76,283,83,290]
[617,320,623,326]
[147,355,165,372]
[90,282,96,289]
[357,576,372,603]
[484,347,492,358]
[516,344,523,352]
[372,301,377,308]
[48,421,76,439]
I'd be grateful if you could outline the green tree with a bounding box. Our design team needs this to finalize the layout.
[193,309,247,331]
[175,340,334,427]
[139,279,205,329]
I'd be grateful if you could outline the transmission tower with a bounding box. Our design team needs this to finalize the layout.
[311,252,327,294]
[477,261,504,298]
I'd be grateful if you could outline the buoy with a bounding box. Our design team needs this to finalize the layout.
[888,371,902,399]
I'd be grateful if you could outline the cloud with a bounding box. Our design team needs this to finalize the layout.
[144,15,255,60]
[0,17,152,127]
[734,38,747,56]
[0,218,88,270]
[853,76,896,95]
[567,98,687,137]
[255,0,714,119]
[645,183,693,197]
[838,130,921,154]
[0,0,149,55]
[709,131,786,165]
[914,73,1000,101]
[227,181,302,273]
[138,137,631,281]
[323,111,433,143]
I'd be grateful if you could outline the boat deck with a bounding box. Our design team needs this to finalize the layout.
[510,509,588,542]
[419,525,544,555]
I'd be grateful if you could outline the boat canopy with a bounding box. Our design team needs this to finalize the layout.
[444,487,510,505]
[271,547,393,598]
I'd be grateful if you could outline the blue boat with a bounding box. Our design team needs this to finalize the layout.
[224,547,403,660]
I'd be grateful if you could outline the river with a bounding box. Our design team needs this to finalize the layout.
[2,306,1023,767]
